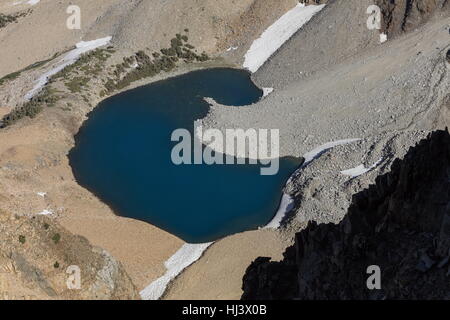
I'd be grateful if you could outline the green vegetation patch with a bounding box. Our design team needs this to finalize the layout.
[65,76,91,93]
[0,56,56,87]
[18,235,26,244]
[0,10,30,29]
[104,30,210,95]
[0,87,61,128]
[0,48,113,128]
[52,233,61,244]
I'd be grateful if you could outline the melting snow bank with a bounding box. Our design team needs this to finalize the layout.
[243,3,326,73]
[340,157,383,178]
[13,0,40,6]
[24,36,112,100]
[264,193,294,229]
[266,139,362,228]
[302,138,361,165]
[36,209,52,216]
[262,87,274,97]
[140,242,212,300]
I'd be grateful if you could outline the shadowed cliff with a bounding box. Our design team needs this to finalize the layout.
[242,129,450,300]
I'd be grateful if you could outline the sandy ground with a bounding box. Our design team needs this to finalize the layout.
[163,229,292,300]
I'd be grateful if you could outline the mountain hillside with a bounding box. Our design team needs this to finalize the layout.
[0,209,139,299]
[242,129,450,300]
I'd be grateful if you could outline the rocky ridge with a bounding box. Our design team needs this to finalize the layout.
[242,129,450,300]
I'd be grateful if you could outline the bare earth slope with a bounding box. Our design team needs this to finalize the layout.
[0,0,298,77]
[0,209,139,299]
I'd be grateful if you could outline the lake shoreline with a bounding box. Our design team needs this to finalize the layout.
[0,53,303,298]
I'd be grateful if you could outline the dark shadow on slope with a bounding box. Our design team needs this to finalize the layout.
[242,129,450,300]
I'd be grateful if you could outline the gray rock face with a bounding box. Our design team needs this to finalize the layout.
[242,129,450,300]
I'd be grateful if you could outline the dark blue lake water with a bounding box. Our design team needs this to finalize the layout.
[69,68,300,243]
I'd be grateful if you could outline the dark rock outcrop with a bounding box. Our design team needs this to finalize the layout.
[376,0,449,37]
[242,129,450,300]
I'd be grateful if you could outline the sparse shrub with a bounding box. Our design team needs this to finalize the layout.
[0,87,60,128]
[19,235,26,244]
[102,32,210,94]
[52,233,61,244]
[65,76,90,93]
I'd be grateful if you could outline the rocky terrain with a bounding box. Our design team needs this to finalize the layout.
[242,129,450,300]
[167,0,449,299]
[376,0,450,37]
[0,209,139,299]
[0,0,448,300]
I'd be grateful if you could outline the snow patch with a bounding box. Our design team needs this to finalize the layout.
[262,87,274,97]
[266,138,362,229]
[264,193,294,229]
[12,0,40,5]
[303,138,361,165]
[380,33,388,43]
[340,157,383,178]
[24,36,112,100]
[226,46,238,52]
[140,242,212,300]
[36,209,52,215]
[243,3,326,73]
[36,192,46,197]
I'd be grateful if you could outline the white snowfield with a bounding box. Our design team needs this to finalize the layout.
[12,0,40,6]
[302,138,361,165]
[140,242,212,300]
[262,87,274,97]
[243,3,326,73]
[264,193,294,229]
[340,157,383,178]
[25,36,112,100]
